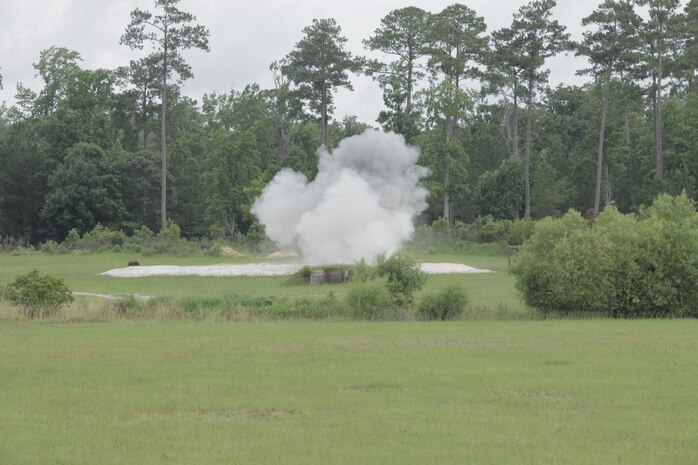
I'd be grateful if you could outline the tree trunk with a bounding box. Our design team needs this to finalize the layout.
[160,51,168,232]
[278,126,290,161]
[655,57,663,179]
[405,52,413,132]
[443,166,450,226]
[142,99,148,151]
[321,86,328,148]
[524,78,534,218]
[443,122,452,226]
[594,69,612,216]
[604,164,611,207]
[224,212,236,237]
[624,111,630,145]
[513,91,520,159]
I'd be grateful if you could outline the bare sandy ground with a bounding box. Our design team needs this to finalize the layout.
[101,263,492,278]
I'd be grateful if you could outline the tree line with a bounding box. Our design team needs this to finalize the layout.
[1,0,698,246]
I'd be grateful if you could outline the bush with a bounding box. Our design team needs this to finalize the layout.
[345,282,393,320]
[512,193,698,317]
[507,219,535,245]
[81,224,127,251]
[40,240,65,255]
[350,258,378,283]
[244,223,268,252]
[376,253,427,307]
[6,269,73,318]
[479,218,512,243]
[450,221,478,243]
[417,285,469,321]
[64,228,81,250]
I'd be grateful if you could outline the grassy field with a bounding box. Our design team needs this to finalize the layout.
[0,247,524,316]
[0,319,696,464]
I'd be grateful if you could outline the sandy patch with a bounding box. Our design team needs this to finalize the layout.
[219,246,245,256]
[101,263,492,278]
[267,248,300,258]
[420,263,492,274]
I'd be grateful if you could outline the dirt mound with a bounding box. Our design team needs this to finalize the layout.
[267,248,300,258]
[219,245,245,256]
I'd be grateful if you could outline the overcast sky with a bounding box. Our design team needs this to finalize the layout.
[1,0,614,124]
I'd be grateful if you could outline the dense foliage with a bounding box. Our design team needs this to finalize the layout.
[417,284,469,320]
[2,1,698,247]
[375,253,428,307]
[6,269,73,318]
[512,193,698,317]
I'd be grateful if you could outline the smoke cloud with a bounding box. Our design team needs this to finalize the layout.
[251,130,429,264]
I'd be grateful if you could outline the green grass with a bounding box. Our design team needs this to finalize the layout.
[0,320,696,464]
[0,249,525,316]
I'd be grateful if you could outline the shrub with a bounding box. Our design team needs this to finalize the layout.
[417,285,469,321]
[479,218,512,243]
[78,224,127,251]
[40,240,65,255]
[376,253,427,307]
[6,269,73,318]
[112,295,148,319]
[64,228,81,250]
[512,193,698,317]
[345,282,393,320]
[431,217,450,242]
[507,218,535,245]
[130,225,155,244]
[451,221,478,243]
[244,223,268,252]
[350,258,377,283]
[158,222,182,242]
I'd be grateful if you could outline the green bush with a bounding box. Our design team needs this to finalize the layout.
[40,240,65,255]
[6,269,73,318]
[507,219,535,245]
[112,295,148,319]
[244,223,268,252]
[512,193,698,317]
[80,224,127,251]
[450,221,478,243]
[479,218,512,243]
[285,265,313,286]
[417,285,469,321]
[376,253,427,307]
[64,228,81,250]
[345,282,393,320]
[350,258,378,283]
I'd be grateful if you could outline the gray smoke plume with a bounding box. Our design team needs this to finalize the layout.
[251,130,429,264]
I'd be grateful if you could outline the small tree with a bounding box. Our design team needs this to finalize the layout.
[376,253,427,307]
[7,269,73,318]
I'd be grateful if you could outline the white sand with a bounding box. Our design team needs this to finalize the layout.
[101,263,492,278]
[419,263,492,274]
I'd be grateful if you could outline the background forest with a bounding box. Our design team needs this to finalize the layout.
[1,0,698,246]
